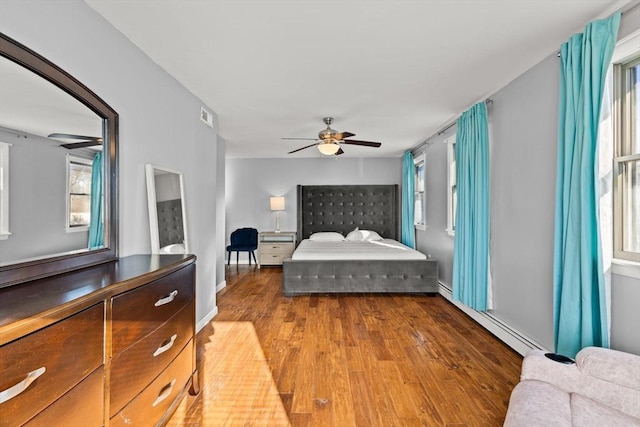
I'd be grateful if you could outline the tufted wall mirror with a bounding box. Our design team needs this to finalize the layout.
[145,164,189,255]
[0,33,118,288]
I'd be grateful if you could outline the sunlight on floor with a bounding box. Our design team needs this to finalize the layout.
[168,322,291,426]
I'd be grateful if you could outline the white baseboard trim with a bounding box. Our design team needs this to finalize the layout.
[196,305,218,333]
[216,280,227,293]
[439,282,549,356]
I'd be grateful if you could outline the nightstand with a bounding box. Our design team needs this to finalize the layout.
[258,231,296,268]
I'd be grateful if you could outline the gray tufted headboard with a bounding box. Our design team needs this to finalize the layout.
[296,185,399,241]
[156,199,185,248]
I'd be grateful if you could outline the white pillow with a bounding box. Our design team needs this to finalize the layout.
[309,232,345,242]
[346,229,383,241]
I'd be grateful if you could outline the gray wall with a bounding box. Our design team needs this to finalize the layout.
[225,157,401,253]
[611,274,640,353]
[417,7,640,354]
[1,0,221,324]
[216,137,227,287]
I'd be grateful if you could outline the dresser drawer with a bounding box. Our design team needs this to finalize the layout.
[0,303,104,427]
[24,367,104,427]
[111,264,194,354]
[110,302,194,416]
[110,343,193,427]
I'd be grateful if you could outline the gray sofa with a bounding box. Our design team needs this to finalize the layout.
[504,347,640,426]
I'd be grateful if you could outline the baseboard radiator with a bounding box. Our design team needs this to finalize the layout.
[439,282,549,357]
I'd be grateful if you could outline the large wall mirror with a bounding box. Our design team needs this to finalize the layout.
[145,164,189,255]
[0,33,118,287]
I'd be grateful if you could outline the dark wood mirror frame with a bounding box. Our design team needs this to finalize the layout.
[0,33,118,288]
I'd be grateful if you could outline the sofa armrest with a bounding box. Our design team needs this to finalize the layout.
[520,350,582,391]
[576,347,640,391]
[520,348,640,419]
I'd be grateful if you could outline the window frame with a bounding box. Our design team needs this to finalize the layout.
[414,152,426,230]
[445,135,456,236]
[613,53,640,263]
[66,154,93,233]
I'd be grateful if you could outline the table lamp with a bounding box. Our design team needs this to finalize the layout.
[270,196,285,232]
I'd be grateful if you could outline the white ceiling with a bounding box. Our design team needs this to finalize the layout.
[85,0,629,158]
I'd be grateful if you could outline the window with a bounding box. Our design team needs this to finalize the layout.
[0,142,10,240]
[445,135,456,236]
[614,55,640,262]
[414,153,425,229]
[67,155,92,230]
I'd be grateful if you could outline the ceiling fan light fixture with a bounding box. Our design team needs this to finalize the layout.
[317,141,340,155]
[283,117,381,155]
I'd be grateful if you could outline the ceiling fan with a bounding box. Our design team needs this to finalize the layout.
[48,133,103,149]
[282,117,381,155]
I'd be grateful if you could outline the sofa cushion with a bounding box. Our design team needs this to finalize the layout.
[571,393,640,426]
[504,380,571,427]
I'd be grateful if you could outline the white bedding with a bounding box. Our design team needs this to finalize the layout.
[291,238,427,261]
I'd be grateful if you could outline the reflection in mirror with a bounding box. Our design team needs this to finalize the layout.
[145,164,189,254]
[0,53,106,266]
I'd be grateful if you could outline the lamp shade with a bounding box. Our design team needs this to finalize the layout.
[270,196,285,211]
[317,142,340,155]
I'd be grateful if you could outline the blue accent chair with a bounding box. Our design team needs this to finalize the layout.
[226,227,258,266]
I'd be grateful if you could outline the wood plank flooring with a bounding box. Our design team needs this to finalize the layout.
[169,266,523,426]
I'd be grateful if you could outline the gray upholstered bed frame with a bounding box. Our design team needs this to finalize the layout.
[282,184,439,296]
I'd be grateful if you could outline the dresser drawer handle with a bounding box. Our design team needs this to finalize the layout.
[154,290,178,307]
[153,334,178,357]
[152,379,176,407]
[0,366,46,404]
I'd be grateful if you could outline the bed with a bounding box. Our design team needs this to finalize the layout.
[282,184,439,296]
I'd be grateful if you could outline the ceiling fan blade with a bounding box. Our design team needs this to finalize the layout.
[287,142,318,154]
[334,131,355,140]
[281,137,317,141]
[341,139,381,148]
[60,141,103,149]
[48,133,103,143]
[335,148,345,155]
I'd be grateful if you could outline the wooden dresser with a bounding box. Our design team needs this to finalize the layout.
[0,254,197,426]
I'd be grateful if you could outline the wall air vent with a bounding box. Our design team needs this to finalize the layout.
[200,107,214,128]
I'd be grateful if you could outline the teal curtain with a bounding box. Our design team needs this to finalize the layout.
[452,102,490,311]
[88,151,104,249]
[401,150,415,248]
[553,12,620,357]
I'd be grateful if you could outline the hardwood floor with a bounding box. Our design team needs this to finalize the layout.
[169,266,523,426]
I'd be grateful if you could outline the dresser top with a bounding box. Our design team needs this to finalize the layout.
[0,254,196,345]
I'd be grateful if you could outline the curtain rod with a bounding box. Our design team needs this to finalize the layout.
[410,98,493,154]
[556,5,634,57]
[436,98,493,136]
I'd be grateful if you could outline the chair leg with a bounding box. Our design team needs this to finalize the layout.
[248,251,252,265]
[227,250,230,266]
[251,251,257,264]
[236,251,239,265]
